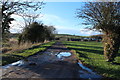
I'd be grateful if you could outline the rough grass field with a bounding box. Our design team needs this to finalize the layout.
[63,41,120,79]
[1,41,55,66]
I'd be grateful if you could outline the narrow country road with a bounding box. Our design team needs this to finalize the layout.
[1,42,102,80]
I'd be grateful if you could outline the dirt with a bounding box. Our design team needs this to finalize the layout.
[0,42,102,80]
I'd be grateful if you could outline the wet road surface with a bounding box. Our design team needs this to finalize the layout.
[1,42,102,79]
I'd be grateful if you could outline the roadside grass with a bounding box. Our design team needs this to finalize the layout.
[1,41,55,66]
[1,38,34,53]
[63,41,120,79]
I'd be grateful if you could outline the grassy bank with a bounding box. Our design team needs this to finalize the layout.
[1,41,55,66]
[63,41,120,79]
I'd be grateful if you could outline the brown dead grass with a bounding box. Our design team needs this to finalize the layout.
[1,38,42,54]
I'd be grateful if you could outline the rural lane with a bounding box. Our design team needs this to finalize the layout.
[1,42,102,80]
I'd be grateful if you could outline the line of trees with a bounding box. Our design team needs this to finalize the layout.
[77,2,120,62]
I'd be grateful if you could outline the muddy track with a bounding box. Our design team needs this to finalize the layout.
[1,42,102,80]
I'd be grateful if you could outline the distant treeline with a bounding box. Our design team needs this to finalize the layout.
[55,34,103,39]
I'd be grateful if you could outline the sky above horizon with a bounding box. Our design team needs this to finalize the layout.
[10,2,101,36]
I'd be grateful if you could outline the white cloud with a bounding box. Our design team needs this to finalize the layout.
[10,14,25,33]
[11,14,22,19]
[54,26,101,36]
[55,25,79,31]
[39,14,68,25]
[10,20,24,33]
[54,25,81,35]
[80,29,101,36]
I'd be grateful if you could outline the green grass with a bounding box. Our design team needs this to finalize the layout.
[63,41,120,79]
[1,41,55,66]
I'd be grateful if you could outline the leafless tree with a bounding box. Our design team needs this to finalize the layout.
[17,11,40,27]
[77,2,120,62]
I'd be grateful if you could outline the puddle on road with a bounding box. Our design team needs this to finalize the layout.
[2,60,25,69]
[78,62,102,79]
[78,62,95,74]
[57,52,71,59]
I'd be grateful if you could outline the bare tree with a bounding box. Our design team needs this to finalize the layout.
[1,0,44,41]
[17,11,40,27]
[77,2,120,62]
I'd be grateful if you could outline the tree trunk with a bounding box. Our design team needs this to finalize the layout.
[103,34,120,62]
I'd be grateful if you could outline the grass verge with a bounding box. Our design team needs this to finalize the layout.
[63,41,120,79]
[1,41,55,66]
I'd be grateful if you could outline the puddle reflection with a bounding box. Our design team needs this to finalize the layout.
[78,62,102,79]
[57,52,71,59]
[2,60,25,69]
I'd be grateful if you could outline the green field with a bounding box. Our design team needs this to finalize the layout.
[63,41,120,79]
[1,41,55,66]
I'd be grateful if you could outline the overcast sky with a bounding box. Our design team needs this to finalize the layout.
[10,2,101,36]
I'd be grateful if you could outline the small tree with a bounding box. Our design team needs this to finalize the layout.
[77,2,120,62]
[18,22,56,44]
[44,25,56,41]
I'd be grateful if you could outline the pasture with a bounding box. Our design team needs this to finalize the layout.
[63,41,120,79]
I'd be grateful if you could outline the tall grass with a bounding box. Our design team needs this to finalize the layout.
[1,38,49,54]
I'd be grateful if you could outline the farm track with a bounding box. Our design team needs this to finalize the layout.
[1,42,102,80]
